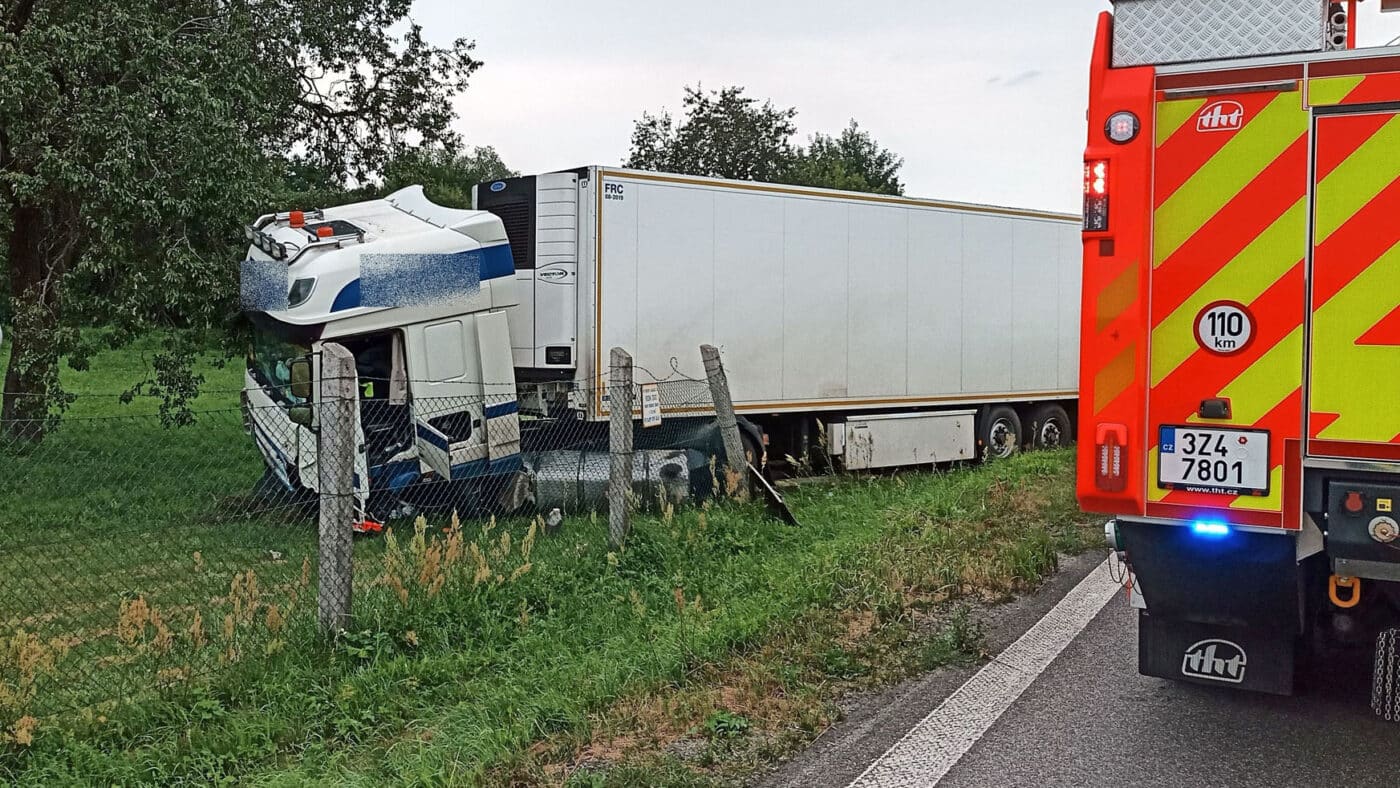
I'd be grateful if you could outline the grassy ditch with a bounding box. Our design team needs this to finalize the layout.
[0,338,1098,785]
[505,455,1097,787]
[2,454,1096,785]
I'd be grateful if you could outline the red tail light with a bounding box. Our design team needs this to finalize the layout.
[1095,423,1128,492]
[1084,159,1110,232]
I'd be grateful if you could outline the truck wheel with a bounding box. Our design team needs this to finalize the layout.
[1373,629,1400,721]
[1029,403,1073,449]
[978,406,1022,460]
[252,467,300,505]
[252,468,285,502]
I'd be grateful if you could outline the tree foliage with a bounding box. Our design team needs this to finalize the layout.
[625,86,798,183]
[787,121,904,196]
[0,0,482,438]
[624,86,905,196]
[379,146,517,209]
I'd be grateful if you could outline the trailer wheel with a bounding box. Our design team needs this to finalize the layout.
[978,406,1022,460]
[1373,629,1400,721]
[741,429,766,472]
[1029,403,1073,449]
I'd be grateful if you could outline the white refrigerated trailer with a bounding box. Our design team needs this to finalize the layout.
[477,167,1082,469]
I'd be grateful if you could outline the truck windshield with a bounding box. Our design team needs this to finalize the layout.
[250,331,310,404]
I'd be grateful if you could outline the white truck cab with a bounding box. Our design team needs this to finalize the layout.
[241,186,522,519]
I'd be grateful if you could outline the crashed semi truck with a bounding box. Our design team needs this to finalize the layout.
[240,169,1081,519]
[1081,0,1400,709]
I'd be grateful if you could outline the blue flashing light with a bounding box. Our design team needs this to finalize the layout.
[1192,521,1231,538]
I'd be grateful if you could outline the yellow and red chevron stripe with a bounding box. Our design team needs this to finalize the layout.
[1146,87,1308,524]
[1308,109,1400,461]
[1144,73,1400,527]
[1309,67,1400,108]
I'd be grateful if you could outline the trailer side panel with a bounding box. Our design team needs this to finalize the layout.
[590,170,1080,415]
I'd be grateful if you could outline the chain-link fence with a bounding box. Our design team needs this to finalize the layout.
[0,349,737,719]
[0,394,321,720]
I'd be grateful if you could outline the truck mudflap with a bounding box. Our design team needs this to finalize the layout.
[1138,613,1295,695]
[1119,520,1302,694]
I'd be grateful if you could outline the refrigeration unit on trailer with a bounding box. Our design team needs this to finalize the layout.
[476,166,1083,469]
[1079,0,1400,709]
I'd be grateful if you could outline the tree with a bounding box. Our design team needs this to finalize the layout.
[379,146,517,209]
[786,121,905,196]
[625,86,798,183]
[0,0,482,440]
[624,86,905,197]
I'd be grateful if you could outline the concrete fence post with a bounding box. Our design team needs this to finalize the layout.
[317,342,356,633]
[700,344,748,500]
[608,347,635,551]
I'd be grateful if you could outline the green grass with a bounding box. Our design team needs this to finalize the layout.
[0,338,1098,785]
[0,336,322,715]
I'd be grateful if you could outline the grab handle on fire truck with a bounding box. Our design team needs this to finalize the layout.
[1329,574,1361,609]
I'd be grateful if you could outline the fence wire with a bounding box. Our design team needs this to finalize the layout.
[0,375,723,718]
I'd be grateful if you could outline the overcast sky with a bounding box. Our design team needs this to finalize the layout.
[410,1,1400,214]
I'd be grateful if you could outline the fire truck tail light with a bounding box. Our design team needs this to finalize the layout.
[1086,160,1108,196]
[1094,423,1128,492]
[1084,159,1110,232]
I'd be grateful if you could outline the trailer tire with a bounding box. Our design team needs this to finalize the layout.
[978,406,1022,460]
[1029,403,1073,449]
[741,430,765,472]
[733,418,766,472]
[1373,629,1400,721]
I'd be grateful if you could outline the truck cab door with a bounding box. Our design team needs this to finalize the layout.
[404,311,521,481]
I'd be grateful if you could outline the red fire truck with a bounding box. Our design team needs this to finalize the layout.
[1080,0,1400,712]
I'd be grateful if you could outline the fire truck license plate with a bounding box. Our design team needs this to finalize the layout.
[1157,426,1270,496]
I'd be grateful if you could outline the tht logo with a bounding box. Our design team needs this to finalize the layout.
[1197,101,1245,132]
[1182,639,1247,683]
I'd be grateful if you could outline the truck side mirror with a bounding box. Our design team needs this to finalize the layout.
[289,357,313,401]
[288,404,314,427]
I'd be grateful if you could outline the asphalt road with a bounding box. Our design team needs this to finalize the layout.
[762,553,1397,788]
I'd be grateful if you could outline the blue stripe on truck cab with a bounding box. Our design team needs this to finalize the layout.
[484,400,519,420]
[450,453,522,480]
[330,278,361,312]
[414,422,451,451]
[479,243,515,281]
[330,243,514,313]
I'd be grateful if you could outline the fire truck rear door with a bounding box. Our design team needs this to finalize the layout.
[1146,87,1311,524]
[1307,109,1400,462]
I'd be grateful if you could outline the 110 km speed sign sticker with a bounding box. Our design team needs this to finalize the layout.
[1195,301,1255,356]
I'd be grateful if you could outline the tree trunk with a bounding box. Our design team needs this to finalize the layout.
[1,201,72,444]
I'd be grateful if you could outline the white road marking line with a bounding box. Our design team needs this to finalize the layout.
[848,557,1119,788]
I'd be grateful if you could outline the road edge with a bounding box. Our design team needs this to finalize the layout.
[755,550,1113,788]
